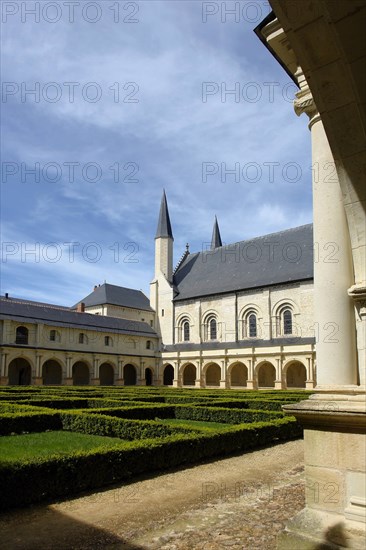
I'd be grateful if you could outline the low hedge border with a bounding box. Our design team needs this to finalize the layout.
[0,417,302,510]
[0,411,62,435]
[174,404,284,424]
[60,411,193,440]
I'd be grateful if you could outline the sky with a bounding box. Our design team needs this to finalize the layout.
[1,0,312,306]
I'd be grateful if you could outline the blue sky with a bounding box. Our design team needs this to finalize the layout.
[1,1,312,306]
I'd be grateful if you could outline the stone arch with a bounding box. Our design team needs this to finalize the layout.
[229,362,248,387]
[99,362,114,386]
[285,360,307,389]
[72,361,90,385]
[163,364,174,385]
[204,363,221,386]
[182,363,196,386]
[42,359,63,385]
[124,363,137,386]
[145,367,153,386]
[257,361,276,388]
[8,357,32,385]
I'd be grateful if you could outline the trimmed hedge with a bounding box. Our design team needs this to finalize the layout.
[0,417,302,510]
[174,404,284,424]
[0,411,62,435]
[60,411,191,440]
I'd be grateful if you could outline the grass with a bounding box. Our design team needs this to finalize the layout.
[0,430,126,463]
[157,418,233,431]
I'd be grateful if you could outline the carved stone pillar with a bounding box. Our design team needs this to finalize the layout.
[294,69,357,388]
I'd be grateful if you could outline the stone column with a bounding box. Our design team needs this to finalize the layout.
[195,360,202,388]
[274,357,283,389]
[34,353,43,385]
[65,354,73,385]
[115,357,124,385]
[247,357,256,390]
[138,359,146,385]
[91,355,100,385]
[220,359,227,388]
[0,351,9,385]
[305,356,315,389]
[172,360,179,387]
[294,73,357,388]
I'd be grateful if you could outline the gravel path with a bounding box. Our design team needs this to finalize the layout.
[0,440,305,549]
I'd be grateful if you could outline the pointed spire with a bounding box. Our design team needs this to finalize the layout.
[211,215,222,249]
[155,190,173,240]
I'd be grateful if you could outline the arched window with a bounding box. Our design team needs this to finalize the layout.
[79,332,86,344]
[146,340,152,350]
[183,321,190,342]
[104,335,112,346]
[16,326,28,345]
[209,317,217,340]
[248,313,257,338]
[50,329,56,342]
[283,309,293,335]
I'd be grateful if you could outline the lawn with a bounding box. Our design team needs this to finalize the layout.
[158,418,233,431]
[0,430,125,463]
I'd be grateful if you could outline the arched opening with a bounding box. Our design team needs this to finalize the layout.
[72,362,89,385]
[205,363,221,386]
[99,363,114,386]
[163,364,174,385]
[257,362,276,388]
[42,359,62,385]
[286,361,306,388]
[248,313,257,338]
[8,358,32,385]
[145,368,153,386]
[182,363,196,386]
[15,326,29,345]
[124,364,137,386]
[230,363,248,387]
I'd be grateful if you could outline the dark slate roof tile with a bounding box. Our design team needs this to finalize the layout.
[173,224,313,301]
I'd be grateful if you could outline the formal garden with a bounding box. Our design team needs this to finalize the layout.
[0,386,312,511]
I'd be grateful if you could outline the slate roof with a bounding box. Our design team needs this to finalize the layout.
[0,298,157,337]
[155,190,173,239]
[73,283,153,312]
[173,224,313,301]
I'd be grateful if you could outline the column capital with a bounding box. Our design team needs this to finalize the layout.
[293,67,319,126]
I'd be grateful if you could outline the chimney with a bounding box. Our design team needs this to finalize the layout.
[94,285,98,291]
[5,293,9,299]
[77,302,85,313]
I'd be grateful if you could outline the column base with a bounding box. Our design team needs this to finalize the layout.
[306,380,315,389]
[246,380,257,390]
[172,379,180,387]
[115,379,124,386]
[280,393,366,549]
[90,378,100,386]
[0,376,9,386]
[195,379,202,388]
[64,378,73,386]
[138,379,146,386]
[33,377,43,386]
[275,380,283,389]
[278,508,366,550]
[220,380,227,388]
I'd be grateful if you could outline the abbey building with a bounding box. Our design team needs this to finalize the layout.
[0,192,316,389]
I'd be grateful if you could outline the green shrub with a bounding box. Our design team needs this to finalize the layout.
[0,417,301,510]
[174,405,284,423]
[0,412,62,435]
